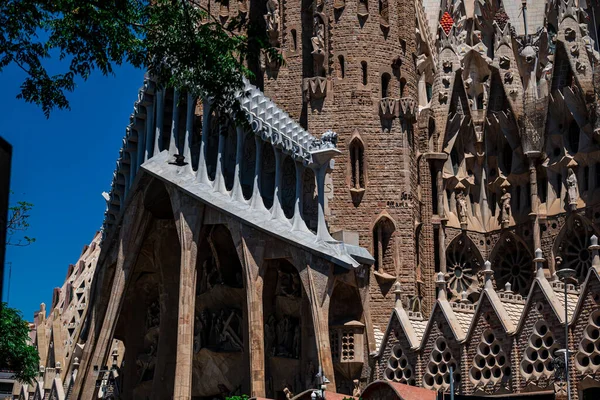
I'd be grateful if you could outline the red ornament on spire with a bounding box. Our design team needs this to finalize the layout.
[440,11,454,35]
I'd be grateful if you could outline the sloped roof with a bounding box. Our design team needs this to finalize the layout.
[362,380,437,400]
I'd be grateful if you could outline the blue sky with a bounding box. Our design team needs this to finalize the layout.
[1,62,144,320]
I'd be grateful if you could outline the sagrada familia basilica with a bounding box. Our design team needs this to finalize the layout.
[12,0,600,398]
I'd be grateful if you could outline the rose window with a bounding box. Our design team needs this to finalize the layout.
[469,330,510,388]
[423,338,460,391]
[557,220,592,282]
[446,235,483,300]
[384,344,415,385]
[494,237,533,296]
[520,321,559,381]
[575,310,600,373]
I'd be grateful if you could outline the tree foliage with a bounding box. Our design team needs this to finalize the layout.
[6,193,35,247]
[0,302,39,383]
[0,0,276,117]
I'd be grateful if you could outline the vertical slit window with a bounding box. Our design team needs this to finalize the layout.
[350,139,365,189]
[291,29,297,51]
[338,55,346,78]
[381,73,391,98]
[361,61,368,85]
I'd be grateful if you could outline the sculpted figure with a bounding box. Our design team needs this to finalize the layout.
[265,0,280,33]
[500,188,511,224]
[353,379,361,398]
[456,189,467,224]
[567,168,579,208]
[311,15,325,55]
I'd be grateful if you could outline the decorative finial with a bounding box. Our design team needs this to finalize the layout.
[436,272,447,301]
[460,290,470,303]
[504,281,513,293]
[394,282,403,309]
[483,260,494,288]
[590,235,600,271]
[534,248,545,278]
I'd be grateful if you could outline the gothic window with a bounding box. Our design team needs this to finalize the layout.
[373,217,395,273]
[379,0,389,27]
[291,29,297,51]
[493,235,533,296]
[338,55,346,79]
[568,120,580,153]
[349,139,365,189]
[381,72,391,98]
[446,234,483,301]
[361,61,368,85]
[557,218,593,282]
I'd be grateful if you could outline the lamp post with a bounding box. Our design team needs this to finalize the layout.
[556,267,576,400]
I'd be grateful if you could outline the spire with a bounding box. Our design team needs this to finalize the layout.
[483,260,494,289]
[590,235,600,271]
[534,248,545,278]
[436,272,447,301]
[394,282,403,309]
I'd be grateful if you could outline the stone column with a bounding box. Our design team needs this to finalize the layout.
[169,89,180,157]
[154,90,165,156]
[270,146,287,221]
[196,100,212,185]
[214,127,228,194]
[250,137,268,212]
[75,194,151,400]
[230,126,246,203]
[291,162,310,232]
[145,102,155,161]
[305,262,336,390]
[528,156,541,251]
[313,162,335,242]
[439,224,446,273]
[168,189,204,400]
[183,94,195,174]
[235,231,266,397]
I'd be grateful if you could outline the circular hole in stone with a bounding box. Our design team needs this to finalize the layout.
[485,332,495,344]
[400,358,408,369]
[424,374,434,387]
[492,367,502,378]
[428,362,438,375]
[385,368,395,380]
[544,336,554,347]
[547,360,554,371]
[480,345,490,356]
[436,375,444,386]
[486,356,495,367]
[480,240,484,246]
[498,355,506,366]
[433,352,442,363]
[593,355,600,365]
[476,356,486,368]
[444,351,452,362]
[404,368,412,379]
[537,323,548,335]
[524,362,533,374]
[540,349,550,360]
[534,361,544,373]
[542,225,547,232]
[492,344,501,355]
[472,369,481,381]
[437,339,447,351]
[393,345,403,358]
[443,374,450,384]
[486,239,491,245]
[439,364,447,374]
[579,355,590,367]
[395,369,403,380]
[482,369,491,379]
[593,313,600,326]
[533,337,543,348]
[389,358,399,369]
[585,341,595,354]
[552,223,557,229]
[589,328,600,340]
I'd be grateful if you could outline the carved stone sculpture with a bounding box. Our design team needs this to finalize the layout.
[311,15,326,76]
[456,189,468,226]
[500,188,511,227]
[264,0,280,46]
[567,168,579,210]
[353,379,361,397]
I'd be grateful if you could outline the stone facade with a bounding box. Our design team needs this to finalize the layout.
[16,0,600,398]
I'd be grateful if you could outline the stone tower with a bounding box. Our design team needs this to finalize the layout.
[257,0,423,336]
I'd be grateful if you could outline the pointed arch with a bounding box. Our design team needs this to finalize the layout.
[490,232,533,296]
[349,136,366,191]
[445,233,484,301]
[372,213,397,274]
[553,215,600,282]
